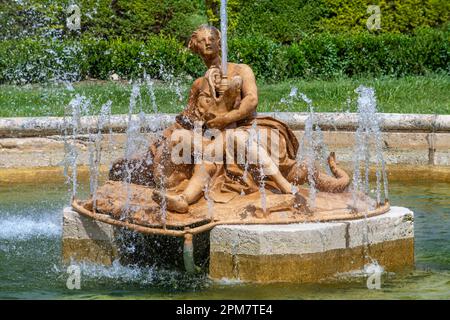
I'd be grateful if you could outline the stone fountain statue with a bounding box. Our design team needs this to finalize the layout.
[72,25,389,237]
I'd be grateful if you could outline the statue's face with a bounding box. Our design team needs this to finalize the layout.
[195,29,220,59]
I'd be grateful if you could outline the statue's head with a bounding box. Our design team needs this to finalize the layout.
[188,25,221,60]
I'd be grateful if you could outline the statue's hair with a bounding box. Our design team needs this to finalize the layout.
[188,24,221,55]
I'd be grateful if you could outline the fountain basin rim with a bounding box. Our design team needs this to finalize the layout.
[2,113,449,138]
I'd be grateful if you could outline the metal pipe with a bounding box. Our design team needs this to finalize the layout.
[183,231,196,273]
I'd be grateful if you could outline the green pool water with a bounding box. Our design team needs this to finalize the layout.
[0,176,449,299]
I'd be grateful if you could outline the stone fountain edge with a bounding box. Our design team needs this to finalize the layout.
[61,205,414,283]
[1,112,449,138]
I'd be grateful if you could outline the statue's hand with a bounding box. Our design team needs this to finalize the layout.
[207,115,230,129]
[203,112,216,122]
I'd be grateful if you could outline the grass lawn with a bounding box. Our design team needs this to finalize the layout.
[0,73,448,117]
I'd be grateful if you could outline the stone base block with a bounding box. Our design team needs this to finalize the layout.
[62,206,414,281]
[61,207,210,270]
[62,207,118,265]
[209,207,414,283]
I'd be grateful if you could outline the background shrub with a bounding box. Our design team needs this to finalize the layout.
[2,0,448,42]
[228,35,287,81]
[0,29,447,84]
[0,1,448,84]
[0,0,208,42]
[81,36,202,81]
[206,0,449,42]
[0,38,87,84]
[319,0,450,34]
[207,0,327,43]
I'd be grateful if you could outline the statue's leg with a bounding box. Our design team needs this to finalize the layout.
[233,130,294,194]
[183,162,216,203]
[152,127,223,213]
[152,163,216,213]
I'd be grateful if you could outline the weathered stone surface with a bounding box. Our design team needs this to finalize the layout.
[0,166,98,185]
[62,238,118,266]
[210,238,414,283]
[61,207,211,270]
[210,223,347,256]
[1,113,449,138]
[63,207,116,240]
[61,205,414,281]
[209,206,414,283]
[273,113,450,132]
[295,131,430,149]
[345,207,414,248]
[435,133,450,149]
[435,133,450,165]
[435,152,450,166]
[0,114,175,138]
[0,132,165,168]
[435,115,450,132]
[293,131,434,165]
[1,113,449,168]
[62,207,118,265]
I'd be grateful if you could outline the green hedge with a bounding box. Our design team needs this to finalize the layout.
[0,29,448,84]
[0,38,87,84]
[208,0,450,42]
[0,36,205,84]
[290,29,450,78]
[319,0,450,34]
[210,0,327,42]
[2,0,449,43]
[0,0,208,41]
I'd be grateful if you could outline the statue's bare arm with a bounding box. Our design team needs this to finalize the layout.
[228,64,258,122]
[207,64,258,128]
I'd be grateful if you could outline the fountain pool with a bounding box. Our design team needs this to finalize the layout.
[0,167,449,299]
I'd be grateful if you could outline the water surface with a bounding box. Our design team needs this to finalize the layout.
[0,175,449,299]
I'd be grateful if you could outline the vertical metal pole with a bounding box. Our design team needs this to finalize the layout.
[183,229,196,273]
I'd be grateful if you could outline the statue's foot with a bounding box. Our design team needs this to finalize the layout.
[293,192,312,214]
[82,199,93,211]
[152,190,189,214]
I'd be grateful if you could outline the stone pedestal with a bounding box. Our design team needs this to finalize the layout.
[62,207,119,265]
[61,207,210,270]
[209,207,414,283]
[62,206,414,282]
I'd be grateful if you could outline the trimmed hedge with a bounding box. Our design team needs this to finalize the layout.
[0,29,448,84]
[211,0,328,42]
[320,0,450,34]
[0,0,208,41]
[208,0,450,42]
[0,38,86,84]
[0,36,205,84]
[289,29,450,79]
[2,0,449,43]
